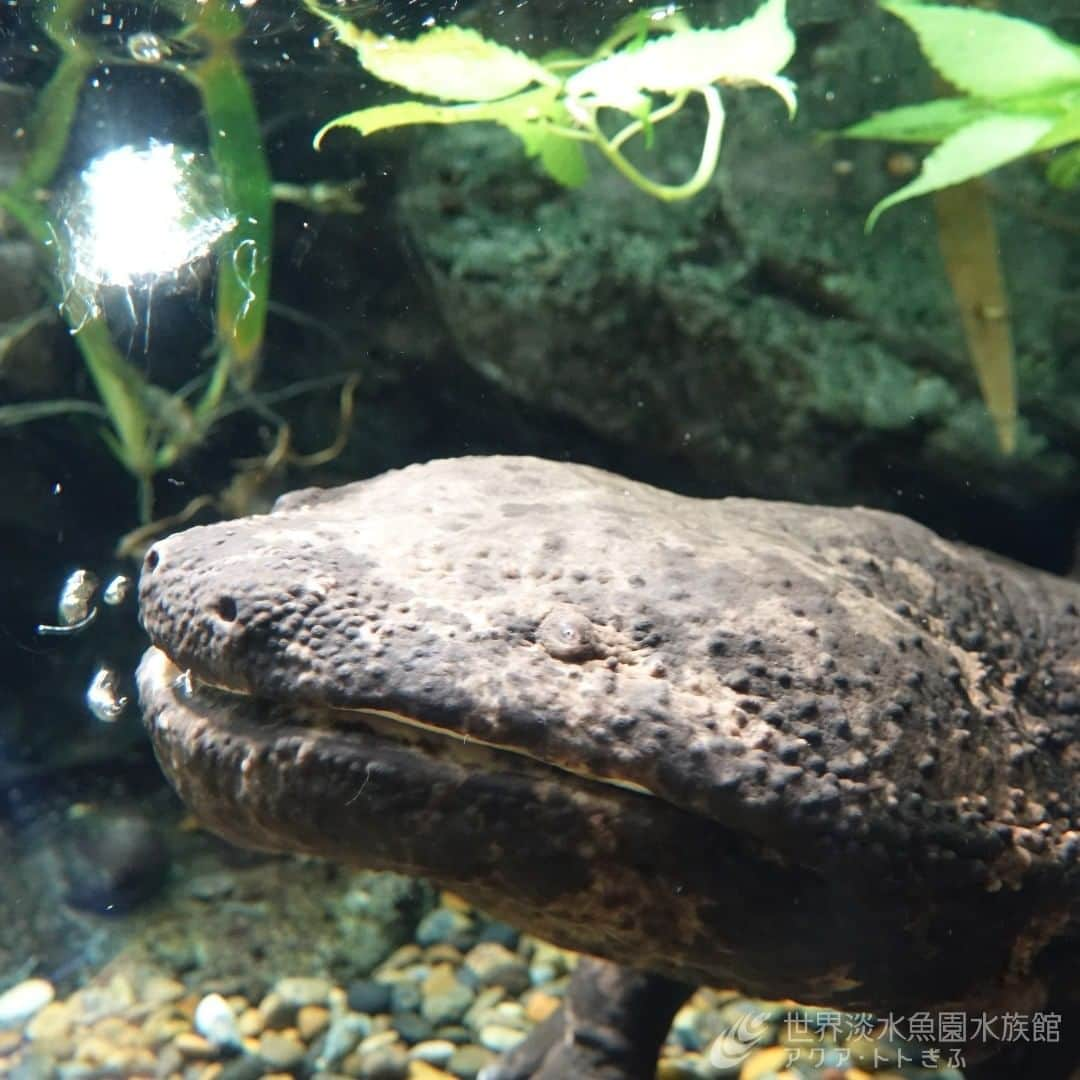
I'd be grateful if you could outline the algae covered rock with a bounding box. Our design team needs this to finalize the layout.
[395,0,1080,554]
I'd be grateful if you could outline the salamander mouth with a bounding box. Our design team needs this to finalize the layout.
[137,646,655,800]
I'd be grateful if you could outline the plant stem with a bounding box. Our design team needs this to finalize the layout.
[588,87,725,201]
[185,0,274,396]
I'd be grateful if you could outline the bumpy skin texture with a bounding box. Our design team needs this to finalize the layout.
[138,456,1079,1018]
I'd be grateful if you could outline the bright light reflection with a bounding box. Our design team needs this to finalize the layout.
[66,142,236,289]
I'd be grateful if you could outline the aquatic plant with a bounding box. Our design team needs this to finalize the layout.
[844,1,1080,226]
[302,0,798,202]
[842,1,1080,455]
[0,0,273,522]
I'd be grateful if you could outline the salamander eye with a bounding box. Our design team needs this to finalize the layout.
[537,605,598,661]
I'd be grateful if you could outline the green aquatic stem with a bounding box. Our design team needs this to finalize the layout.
[12,0,99,199]
[183,0,274,396]
[581,89,725,202]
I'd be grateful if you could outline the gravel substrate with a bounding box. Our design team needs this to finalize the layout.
[0,888,966,1080]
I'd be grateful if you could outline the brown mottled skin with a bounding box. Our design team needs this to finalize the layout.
[137,456,1079,1078]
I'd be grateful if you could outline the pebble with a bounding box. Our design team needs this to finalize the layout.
[525,942,572,985]
[408,1038,456,1067]
[477,1023,525,1054]
[24,1001,72,1042]
[416,909,476,951]
[390,980,424,1014]
[408,1062,457,1080]
[461,944,529,994]
[394,1010,434,1044]
[358,1041,409,1079]
[446,1043,496,1079]
[317,1011,372,1069]
[258,1030,306,1069]
[0,980,55,1028]
[298,1003,331,1040]
[273,976,335,1009]
[194,993,242,1050]
[522,991,559,1024]
[348,979,393,1015]
[174,1031,217,1058]
[420,967,474,1026]
[0,898,972,1080]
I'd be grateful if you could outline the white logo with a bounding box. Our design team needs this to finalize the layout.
[707,1009,772,1069]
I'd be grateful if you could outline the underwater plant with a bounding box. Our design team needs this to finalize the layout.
[843,1,1080,455]
[0,0,275,522]
[844,1,1080,226]
[302,0,798,202]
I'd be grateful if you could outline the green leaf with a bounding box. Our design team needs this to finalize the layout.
[518,128,589,188]
[305,0,555,102]
[866,114,1054,230]
[315,86,564,144]
[1034,106,1080,152]
[565,0,795,110]
[843,96,996,143]
[1046,144,1080,188]
[881,1,1080,100]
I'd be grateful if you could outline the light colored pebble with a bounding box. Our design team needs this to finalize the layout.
[142,1009,190,1047]
[258,1030,306,1069]
[523,991,559,1024]
[56,1063,100,1080]
[489,1001,525,1025]
[195,993,242,1050]
[0,1029,21,1055]
[477,1023,526,1054]
[25,1000,73,1041]
[316,1012,371,1069]
[424,945,463,966]
[407,1062,457,1080]
[407,1038,456,1067]
[357,1042,409,1079]
[141,975,185,1005]
[299,1004,331,1040]
[738,1045,792,1080]
[358,1029,401,1056]
[274,976,335,1008]
[68,975,136,1025]
[655,1055,704,1080]
[420,967,473,1026]
[462,987,504,1031]
[382,945,423,971]
[0,978,55,1027]
[237,1006,265,1037]
[174,1031,218,1058]
[461,944,529,995]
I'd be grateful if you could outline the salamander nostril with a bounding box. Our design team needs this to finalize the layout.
[214,595,238,622]
[144,549,159,572]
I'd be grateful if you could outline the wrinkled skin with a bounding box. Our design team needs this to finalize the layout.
[137,456,1079,1077]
